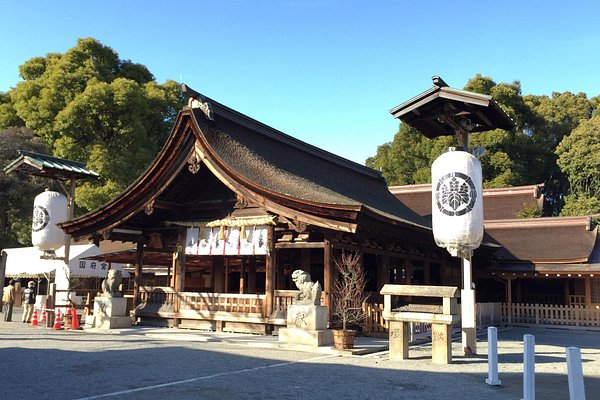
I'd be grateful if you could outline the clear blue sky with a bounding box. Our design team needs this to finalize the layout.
[1,1,599,164]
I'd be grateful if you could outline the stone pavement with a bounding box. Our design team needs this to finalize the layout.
[1,307,599,399]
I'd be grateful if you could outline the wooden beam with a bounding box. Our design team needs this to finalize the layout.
[275,241,325,249]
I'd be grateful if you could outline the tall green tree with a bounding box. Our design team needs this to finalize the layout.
[368,74,597,216]
[0,127,48,249]
[6,38,183,212]
[556,115,600,215]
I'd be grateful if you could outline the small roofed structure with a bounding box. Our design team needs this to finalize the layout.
[389,76,515,140]
[3,150,99,181]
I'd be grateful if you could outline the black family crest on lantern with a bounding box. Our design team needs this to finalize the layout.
[32,205,50,232]
[435,172,477,217]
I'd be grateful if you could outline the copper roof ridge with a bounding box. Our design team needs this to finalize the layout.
[485,215,594,230]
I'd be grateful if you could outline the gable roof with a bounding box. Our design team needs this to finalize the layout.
[4,150,99,180]
[389,76,515,138]
[485,216,597,264]
[390,183,544,220]
[59,88,431,241]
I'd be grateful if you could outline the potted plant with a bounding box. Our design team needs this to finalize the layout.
[331,251,369,349]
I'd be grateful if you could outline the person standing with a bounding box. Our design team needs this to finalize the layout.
[22,281,36,323]
[2,280,16,322]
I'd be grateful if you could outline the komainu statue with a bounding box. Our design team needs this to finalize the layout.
[102,269,123,298]
[291,269,322,306]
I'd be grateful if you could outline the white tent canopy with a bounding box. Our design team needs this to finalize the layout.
[3,244,129,278]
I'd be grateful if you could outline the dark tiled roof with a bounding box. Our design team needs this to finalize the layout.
[485,216,597,263]
[389,77,515,139]
[191,105,431,230]
[4,150,99,180]
[390,183,543,220]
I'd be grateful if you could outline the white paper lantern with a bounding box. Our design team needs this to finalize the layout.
[32,190,68,251]
[431,149,483,258]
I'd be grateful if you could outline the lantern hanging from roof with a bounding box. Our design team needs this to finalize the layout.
[32,190,68,251]
[431,149,483,258]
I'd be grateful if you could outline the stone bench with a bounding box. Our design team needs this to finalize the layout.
[380,284,459,364]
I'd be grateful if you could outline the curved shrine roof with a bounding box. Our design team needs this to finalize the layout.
[60,89,431,239]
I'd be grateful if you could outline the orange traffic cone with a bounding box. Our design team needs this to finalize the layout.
[71,307,81,330]
[40,308,47,324]
[53,309,63,330]
[31,308,39,327]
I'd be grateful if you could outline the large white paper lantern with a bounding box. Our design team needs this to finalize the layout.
[32,190,68,251]
[431,149,483,258]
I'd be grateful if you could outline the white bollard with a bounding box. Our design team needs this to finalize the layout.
[566,347,586,400]
[486,326,502,385]
[522,334,535,400]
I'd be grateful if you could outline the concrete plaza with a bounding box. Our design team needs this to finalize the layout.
[0,308,598,399]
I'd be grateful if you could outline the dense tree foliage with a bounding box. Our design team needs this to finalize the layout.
[0,127,48,248]
[556,116,600,215]
[2,38,183,215]
[368,74,599,216]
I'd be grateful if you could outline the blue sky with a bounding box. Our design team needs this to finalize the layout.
[1,1,599,164]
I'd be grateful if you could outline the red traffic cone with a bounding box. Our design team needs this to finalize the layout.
[71,307,81,330]
[31,308,39,327]
[40,308,47,324]
[53,309,63,330]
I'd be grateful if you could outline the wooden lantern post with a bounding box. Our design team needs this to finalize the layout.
[390,76,515,355]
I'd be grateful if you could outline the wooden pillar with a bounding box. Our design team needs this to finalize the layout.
[378,255,389,291]
[174,228,187,293]
[211,257,224,292]
[507,278,513,324]
[247,256,256,294]
[424,258,431,284]
[405,261,413,285]
[584,276,592,307]
[515,279,522,303]
[133,241,144,307]
[264,226,277,318]
[239,257,246,294]
[323,238,332,321]
[224,258,229,293]
[564,278,570,305]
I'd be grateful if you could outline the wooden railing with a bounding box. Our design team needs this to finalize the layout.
[136,288,299,327]
[569,295,586,306]
[179,292,265,315]
[273,290,299,312]
[503,303,600,329]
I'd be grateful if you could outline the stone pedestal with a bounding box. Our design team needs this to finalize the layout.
[388,321,452,364]
[92,297,131,329]
[388,320,410,360]
[431,323,452,364]
[279,305,333,347]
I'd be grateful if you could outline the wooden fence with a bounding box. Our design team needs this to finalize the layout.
[502,303,600,329]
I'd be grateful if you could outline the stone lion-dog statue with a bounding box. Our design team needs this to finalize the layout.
[291,269,322,306]
[102,269,123,298]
